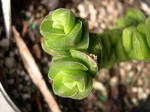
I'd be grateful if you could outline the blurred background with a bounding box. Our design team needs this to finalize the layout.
[0,0,150,112]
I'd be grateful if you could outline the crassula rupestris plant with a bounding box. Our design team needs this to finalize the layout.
[40,8,150,99]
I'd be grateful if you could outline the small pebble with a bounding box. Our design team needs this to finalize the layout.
[42,57,49,63]
[0,60,3,66]
[41,0,59,10]
[128,71,134,77]
[29,5,34,12]
[0,38,10,47]
[10,51,15,57]
[22,94,31,100]
[142,93,148,100]
[25,11,32,18]
[8,79,14,84]
[132,87,138,93]
[12,89,17,95]
[77,3,87,18]
[138,87,143,93]
[36,13,42,18]
[126,63,132,71]
[137,78,143,86]
[141,2,150,16]
[38,6,43,11]
[20,70,26,76]
[100,23,106,29]
[18,84,23,90]
[26,103,32,111]
[120,68,126,74]
[110,76,118,87]
[119,62,126,67]
[5,57,16,69]
[137,63,144,71]
[25,75,30,81]
[14,48,19,55]
[89,3,97,21]
[137,87,144,100]
[132,97,138,105]
[146,89,150,94]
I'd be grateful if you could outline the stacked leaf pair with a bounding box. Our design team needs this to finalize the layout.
[40,9,99,99]
[99,9,150,68]
[117,9,150,62]
[122,18,150,62]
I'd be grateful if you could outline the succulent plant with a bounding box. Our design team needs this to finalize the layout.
[40,8,99,99]
[40,8,150,99]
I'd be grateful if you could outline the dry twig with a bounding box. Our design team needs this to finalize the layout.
[12,26,61,112]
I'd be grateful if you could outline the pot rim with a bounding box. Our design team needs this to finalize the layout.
[0,82,21,112]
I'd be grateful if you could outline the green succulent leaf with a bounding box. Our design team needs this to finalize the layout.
[122,26,135,53]
[75,18,89,50]
[40,19,65,39]
[53,72,78,97]
[41,39,70,56]
[48,59,88,80]
[145,17,150,47]
[71,74,92,99]
[130,31,150,61]
[53,70,92,99]
[52,8,75,34]
[137,23,146,35]
[70,50,98,77]
[116,8,146,28]
[116,36,129,62]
